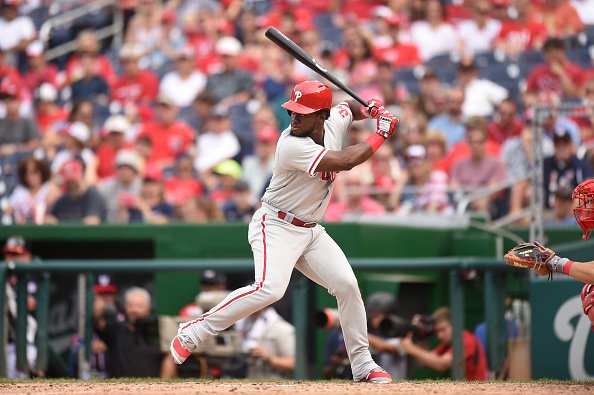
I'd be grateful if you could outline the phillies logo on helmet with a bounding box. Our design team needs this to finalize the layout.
[294,91,302,102]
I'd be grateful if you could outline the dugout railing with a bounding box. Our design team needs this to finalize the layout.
[0,257,510,380]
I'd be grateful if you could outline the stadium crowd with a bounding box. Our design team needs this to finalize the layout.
[0,0,593,226]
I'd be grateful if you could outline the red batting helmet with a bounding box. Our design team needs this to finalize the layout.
[573,179,594,240]
[281,80,332,115]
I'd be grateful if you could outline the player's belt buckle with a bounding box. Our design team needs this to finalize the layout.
[302,221,317,228]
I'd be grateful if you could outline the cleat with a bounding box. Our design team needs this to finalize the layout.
[358,367,392,383]
[170,332,197,365]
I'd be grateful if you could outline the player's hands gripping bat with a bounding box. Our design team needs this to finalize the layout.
[376,112,399,139]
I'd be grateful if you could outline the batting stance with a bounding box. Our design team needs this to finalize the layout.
[504,179,594,329]
[170,80,399,383]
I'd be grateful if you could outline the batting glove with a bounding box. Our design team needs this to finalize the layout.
[376,113,399,138]
[361,98,385,119]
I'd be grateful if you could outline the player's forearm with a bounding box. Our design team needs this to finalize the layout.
[345,100,367,121]
[407,344,450,372]
[267,356,295,372]
[566,261,594,284]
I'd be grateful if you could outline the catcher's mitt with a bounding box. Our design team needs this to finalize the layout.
[504,241,555,270]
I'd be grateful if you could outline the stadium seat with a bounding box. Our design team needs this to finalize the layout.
[480,62,522,100]
[567,47,592,68]
[315,13,342,48]
[425,53,459,70]
[473,50,507,68]
[394,67,421,95]
[518,50,544,66]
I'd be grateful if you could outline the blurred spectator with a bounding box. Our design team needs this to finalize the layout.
[324,171,385,222]
[35,83,68,136]
[149,7,185,71]
[179,269,229,320]
[187,90,217,133]
[209,159,242,205]
[373,12,422,68]
[194,109,241,174]
[7,157,58,224]
[501,124,553,223]
[370,144,404,211]
[205,36,254,107]
[0,77,39,156]
[525,38,585,103]
[96,115,131,180]
[495,0,547,59]
[425,130,449,174]
[457,0,501,59]
[399,145,452,215]
[3,235,37,378]
[571,0,594,26]
[400,307,488,380]
[22,41,63,93]
[51,121,98,185]
[457,60,508,118]
[487,98,524,145]
[98,150,143,223]
[235,306,295,379]
[159,45,206,107]
[410,0,458,61]
[94,286,168,378]
[543,127,592,208]
[45,158,106,224]
[544,185,579,227]
[125,0,164,65]
[451,120,507,215]
[65,30,116,88]
[176,195,224,223]
[241,126,278,199]
[427,86,466,148]
[0,0,35,67]
[164,155,204,207]
[70,51,109,105]
[123,176,173,224]
[111,43,159,108]
[137,93,195,171]
[540,108,582,147]
[417,70,446,120]
[398,113,428,153]
[531,0,583,39]
[222,180,256,222]
[336,26,377,90]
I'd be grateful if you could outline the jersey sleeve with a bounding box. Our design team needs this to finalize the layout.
[326,102,354,137]
[277,136,328,177]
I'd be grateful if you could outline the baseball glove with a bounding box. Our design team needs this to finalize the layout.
[504,242,555,273]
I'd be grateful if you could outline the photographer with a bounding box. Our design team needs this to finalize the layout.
[94,286,168,378]
[400,307,487,380]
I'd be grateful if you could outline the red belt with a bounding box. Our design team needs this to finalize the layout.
[277,211,317,228]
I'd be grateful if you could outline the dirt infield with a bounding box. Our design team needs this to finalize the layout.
[1,381,593,395]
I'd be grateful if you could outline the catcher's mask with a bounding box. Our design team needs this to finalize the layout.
[580,284,594,331]
[573,179,594,240]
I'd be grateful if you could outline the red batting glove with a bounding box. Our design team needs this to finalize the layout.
[376,112,399,138]
[360,98,385,119]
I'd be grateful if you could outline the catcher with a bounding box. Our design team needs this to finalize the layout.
[503,179,594,329]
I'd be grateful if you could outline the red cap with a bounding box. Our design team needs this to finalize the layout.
[0,77,20,98]
[60,159,84,182]
[282,80,332,115]
[257,127,279,142]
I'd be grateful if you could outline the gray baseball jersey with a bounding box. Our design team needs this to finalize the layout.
[262,102,353,223]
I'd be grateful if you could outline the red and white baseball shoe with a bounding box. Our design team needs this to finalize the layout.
[358,367,393,383]
[170,325,198,365]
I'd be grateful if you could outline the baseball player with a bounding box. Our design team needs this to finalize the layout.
[170,80,399,383]
[504,179,594,329]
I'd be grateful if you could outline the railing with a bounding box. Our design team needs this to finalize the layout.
[39,0,124,62]
[0,257,510,380]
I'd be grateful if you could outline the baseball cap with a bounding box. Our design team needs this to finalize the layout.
[156,92,176,107]
[60,159,84,182]
[104,114,129,134]
[176,45,195,59]
[66,121,91,143]
[93,274,118,294]
[118,43,143,59]
[115,149,141,172]
[405,144,427,161]
[365,292,397,314]
[215,36,242,56]
[0,77,20,98]
[201,270,226,286]
[26,40,44,57]
[256,126,279,143]
[553,127,572,143]
[212,159,242,180]
[36,83,57,102]
[3,235,29,255]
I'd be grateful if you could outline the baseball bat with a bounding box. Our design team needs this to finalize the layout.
[264,26,368,107]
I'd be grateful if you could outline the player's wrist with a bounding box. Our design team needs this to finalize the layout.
[366,133,386,153]
[546,256,573,275]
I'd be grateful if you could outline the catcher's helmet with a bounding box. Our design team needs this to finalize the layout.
[573,179,594,240]
[580,284,594,331]
[281,80,332,115]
